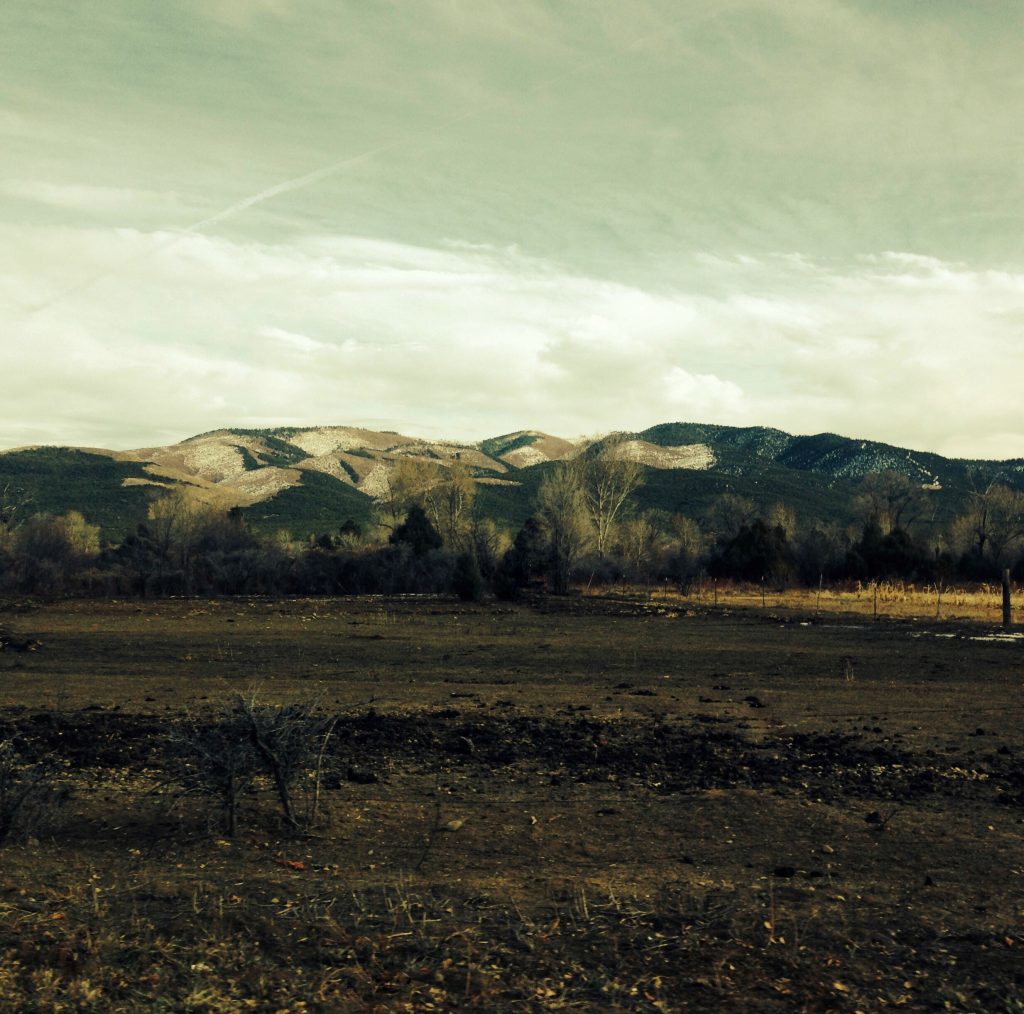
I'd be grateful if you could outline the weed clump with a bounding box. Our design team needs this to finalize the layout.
[0,739,69,844]
[168,694,335,837]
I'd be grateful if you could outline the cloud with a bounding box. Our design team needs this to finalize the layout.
[4,2,1024,457]
[664,367,746,415]
[3,220,1023,457]
[259,326,326,355]
[0,180,184,215]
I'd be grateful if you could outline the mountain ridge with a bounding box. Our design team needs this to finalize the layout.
[2,422,1021,540]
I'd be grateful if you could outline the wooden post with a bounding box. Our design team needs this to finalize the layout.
[1002,569,1012,628]
[816,572,822,614]
[761,576,766,609]
[872,582,878,620]
[936,579,942,621]
[713,578,718,608]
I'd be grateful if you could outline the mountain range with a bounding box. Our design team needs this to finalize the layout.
[2,423,1022,541]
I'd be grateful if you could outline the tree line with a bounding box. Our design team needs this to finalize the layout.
[2,448,1024,600]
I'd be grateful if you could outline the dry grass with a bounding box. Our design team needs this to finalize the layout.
[633,579,1024,625]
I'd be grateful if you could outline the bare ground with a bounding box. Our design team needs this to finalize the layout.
[0,593,1021,1011]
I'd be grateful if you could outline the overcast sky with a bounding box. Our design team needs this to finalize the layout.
[2,1,1023,458]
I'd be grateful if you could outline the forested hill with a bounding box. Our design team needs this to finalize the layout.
[0,422,1021,540]
[637,423,1024,487]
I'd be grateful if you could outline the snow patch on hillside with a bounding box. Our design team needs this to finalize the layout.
[360,462,392,500]
[503,445,550,468]
[297,454,355,485]
[148,434,264,484]
[227,467,295,501]
[288,428,361,457]
[287,427,414,456]
[170,439,247,482]
[122,477,171,490]
[613,440,715,470]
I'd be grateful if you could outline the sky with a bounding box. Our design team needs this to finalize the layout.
[2,0,1023,459]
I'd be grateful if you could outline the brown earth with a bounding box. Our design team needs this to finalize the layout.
[0,594,1022,1011]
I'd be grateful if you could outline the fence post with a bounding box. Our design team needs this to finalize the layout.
[1002,569,1012,628]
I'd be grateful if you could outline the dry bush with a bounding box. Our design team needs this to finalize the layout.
[167,693,335,837]
[0,740,69,844]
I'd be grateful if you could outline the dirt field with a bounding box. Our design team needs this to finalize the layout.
[0,593,1022,1011]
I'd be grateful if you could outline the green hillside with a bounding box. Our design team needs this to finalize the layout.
[0,448,154,539]
[472,468,544,530]
[241,470,375,538]
[479,432,541,461]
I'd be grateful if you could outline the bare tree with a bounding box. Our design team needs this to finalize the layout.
[536,463,591,594]
[61,511,100,557]
[671,514,706,557]
[424,460,476,549]
[8,511,101,595]
[768,501,797,539]
[147,490,197,566]
[467,512,508,578]
[0,484,32,549]
[617,515,659,579]
[577,437,644,558]
[378,458,441,531]
[953,484,1024,566]
[706,494,756,542]
[852,471,927,534]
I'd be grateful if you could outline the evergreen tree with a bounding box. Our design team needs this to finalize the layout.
[389,505,442,557]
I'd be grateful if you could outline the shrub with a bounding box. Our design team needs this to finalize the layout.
[709,519,796,585]
[452,551,484,601]
[493,518,546,600]
[168,695,335,836]
[0,740,69,844]
[389,506,442,557]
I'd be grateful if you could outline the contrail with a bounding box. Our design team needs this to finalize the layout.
[179,117,478,236]
[21,114,476,318]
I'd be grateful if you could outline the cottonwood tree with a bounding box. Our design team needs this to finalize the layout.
[666,514,706,588]
[617,514,660,579]
[536,463,591,594]
[423,460,476,549]
[706,494,756,542]
[8,511,101,595]
[768,501,797,539]
[145,491,254,592]
[576,436,644,558]
[671,515,705,556]
[13,511,98,563]
[0,484,32,550]
[852,471,927,535]
[378,458,442,531]
[467,513,507,580]
[147,489,196,566]
[951,484,1024,567]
